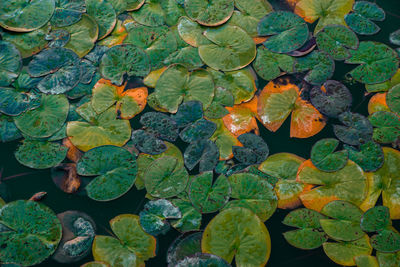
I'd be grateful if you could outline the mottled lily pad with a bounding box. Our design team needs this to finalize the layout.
[0,115,22,142]
[369,111,400,144]
[86,0,116,40]
[333,112,373,146]
[311,138,348,172]
[140,112,179,142]
[131,129,167,155]
[184,0,234,26]
[180,119,217,143]
[232,133,269,165]
[76,146,137,201]
[175,253,231,267]
[345,1,385,36]
[50,0,85,27]
[371,230,400,253]
[253,46,295,81]
[344,141,384,172]
[390,29,400,46]
[361,206,391,233]
[294,50,335,85]
[387,84,400,116]
[283,208,327,250]
[167,232,203,265]
[0,41,22,87]
[170,199,202,233]
[184,139,219,172]
[130,0,184,26]
[0,87,41,116]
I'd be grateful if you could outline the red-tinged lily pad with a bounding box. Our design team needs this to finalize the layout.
[189,172,231,214]
[92,214,156,266]
[76,145,137,201]
[0,200,62,266]
[297,160,368,212]
[369,111,400,144]
[368,93,390,114]
[344,141,384,172]
[184,0,234,26]
[311,138,348,172]
[257,78,326,138]
[282,208,328,250]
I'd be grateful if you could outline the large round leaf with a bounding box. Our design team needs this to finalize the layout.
[344,141,384,172]
[333,112,373,146]
[50,0,85,27]
[0,87,41,116]
[167,231,203,265]
[294,50,335,85]
[0,41,22,87]
[345,1,385,36]
[198,25,256,72]
[253,46,295,81]
[297,160,368,212]
[93,214,156,266]
[86,0,116,40]
[170,199,202,233]
[76,146,137,201]
[0,0,55,32]
[310,138,348,172]
[369,111,400,144]
[184,0,234,26]
[130,0,184,26]
[14,94,69,138]
[177,16,211,47]
[0,200,62,266]
[202,207,271,266]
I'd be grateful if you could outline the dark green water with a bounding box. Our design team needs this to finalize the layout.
[1,1,399,266]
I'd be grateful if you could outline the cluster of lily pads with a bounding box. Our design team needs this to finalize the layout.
[0,0,400,266]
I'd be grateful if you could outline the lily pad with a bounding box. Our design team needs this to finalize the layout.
[184,0,234,26]
[176,16,209,47]
[15,140,68,169]
[333,112,373,146]
[371,230,400,253]
[198,25,256,72]
[201,207,271,266]
[232,133,269,165]
[0,41,22,87]
[76,145,137,201]
[99,44,151,86]
[140,112,179,142]
[180,119,217,143]
[253,46,295,81]
[294,50,335,85]
[297,160,368,212]
[387,84,400,116]
[0,200,62,266]
[223,97,258,136]
[170,199,202,233]
[93,214,156,266]
[355,255,379,267]
[311,138,348,172]
[258,11,309,53]
[365,69,400,93]
[369,111,400,144]
[344,141,384,172]
[139,199,181,235]
[0,0,55,32]
[0,87,41,116]
[361,206,391,233]
[131,129,167,155]
[154,64,214,113]
[144,156,189,198]
[50,0,85,27]
[184,139,219,172]
[376,251,400,267]
[175,253,231,267]
[390,29,400,46]
[86,0,116,40]
[209,118,241,160]
[130,0,184,26]
[345,41,399,85]
[189,172,231,213]
[345,1,385,36]
[310,80,352,118]
[14,94,69,138]
[316,25,359,61]
[167,231,203,265]
[0,115,22,142]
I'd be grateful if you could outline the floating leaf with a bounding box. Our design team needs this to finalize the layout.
[139,199,181,235]
[180,119,217,143]
[129,0,184,26]
[189,172,231,213]
[76,146,137,201]
[345,42,399,85]
[355,255,379,267]
[369,111,400,144]
[333,112,373,146]
[344,141,384,172]
[371,230,400,253]
[232,133,269,165]
[0,41,22,87]
[184,0,234,26]
[170,199,202,233]
[387,84,400,116]
[253,46,295,81]
[202,207,271,266]
[311,138,348,172]
[140,112,179,142]
[50,0,85,27]
[175,253,231,267]
[184,139,219,172]
[93,214,156,266]
[365,69,400,93]
[294,50,335,85]
[131,129,167,155]
[198,25,256,72]
[0,87,41,116]
[167,231,203,265]
[345,1,385,36]
[0,200,62,266]
[223,97,259,136]
[361,206,391,233]
[390,29,400,46]
[0,115,22,142]
[51,162,81,193]
[81,262,110,267]
[210,118,241,160]
[258,11,309,53]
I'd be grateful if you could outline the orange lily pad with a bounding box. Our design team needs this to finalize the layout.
[222,97,259,136]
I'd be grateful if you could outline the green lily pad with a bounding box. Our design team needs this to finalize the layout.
[344,141,384,172]
[177,17,211,47]
[14,94,69,138]
[55,14,99,57]
[0,41,22,87]
[173,100,204,126]
[189,172,231,213]
[163,46,203,70]
[204,87,234,119]
[167,231,203,265]
[144,156,189,198]
[0,115,22,142]
[310,80,352,118]
[154,64,214,113]
[371,230,400,253]
[15,140,68,169]
[81,262,110,267]
[145,29,178,70]
[28,47,81,94]
[93,214,156,266]
[184,0,234,26]
[1,25,50,58]
[283,208,327,250]
[175,253,231,267]
[345,41,399,85]
[140,112,179,142]
[365,69,400,93]
[208,68,256,104]
[76,145,137,201]
[109,0,144,14]
[311,138,348,172]
[86,0,116,40]
[316,25,359,61]
[50,0,85,27]
[233,133,269,165]
[100,44,151,86]
[201,207,271,266]
[130,0,184,26]
[198,25,256,71]
[323,235,373,266]
[253,46,294,81]
[355,255,379,267]
[0,200,62,266]
[225,172,277,221]
[294,50,335,85]
[361,206,391,233]
[369,111,400,144]
[387,84,400,116]
[0,87,41,116]
[0,0,55,32]
[184,139,219,172]
[139,199,181,235]
[345,1,385,36]
[45,29,70,48]
[131,129,167,155]
[179,119,217,143]
[297,160,368,212]
[170,199,202,232]
[258,11,309,54]
[333,112,373,146]
[319,200,364,242]
[376,251,400,267]
[390,29,400,46]
[67,104,131,151]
